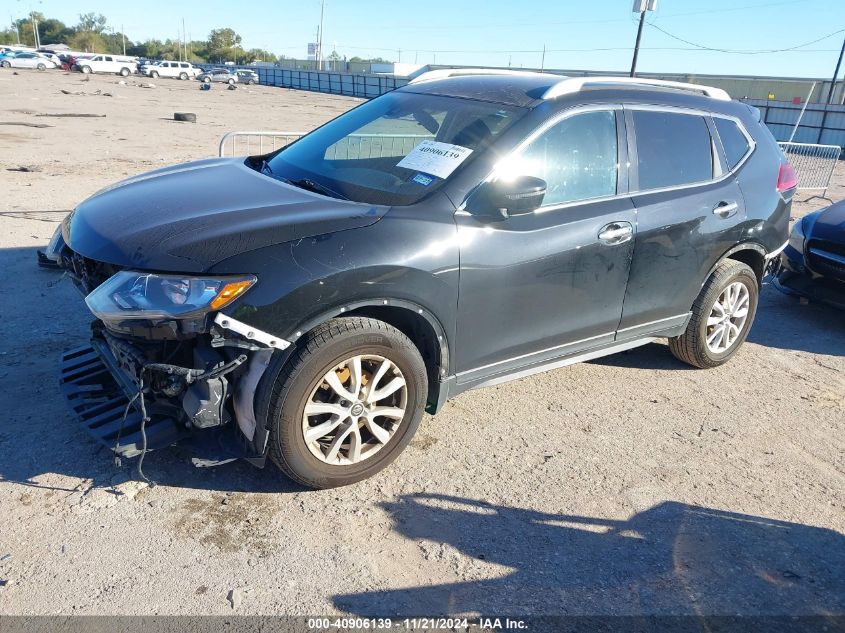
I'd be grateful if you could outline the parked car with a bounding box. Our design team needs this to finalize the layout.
[197,68,237,84]
[141,60,201,80]
[234,69,259,85]
[51,70,793,489]
[74,54,137,76]
[0,51,58,71]
[778,201,845,308]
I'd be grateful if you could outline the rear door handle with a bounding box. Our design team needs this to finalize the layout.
[598,222,633,245]
[713,201,739,218]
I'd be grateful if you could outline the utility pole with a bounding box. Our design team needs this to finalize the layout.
[317,0,325,70]
[121,23,126,55]
[630,0,657,78]
[540,44,545,72]
[182,17,186,62]
[30,13,39,49]
[12,16,20,44]
[826,33,845,104]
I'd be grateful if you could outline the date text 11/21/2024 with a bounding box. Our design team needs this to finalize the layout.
[306,617,528,630]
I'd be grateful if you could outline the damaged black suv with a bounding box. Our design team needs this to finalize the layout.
[50,70,794,488]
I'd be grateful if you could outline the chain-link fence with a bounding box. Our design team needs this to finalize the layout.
[778,142,840,197]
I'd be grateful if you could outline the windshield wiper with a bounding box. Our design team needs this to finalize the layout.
[259,159,273,176]
[285,178,350,201]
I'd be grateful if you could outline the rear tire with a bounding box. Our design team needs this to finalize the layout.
[150,70,159,79]
[179,72,188,80]
[81,65,91,74]
[119,67,130,76]
[203,77,210,84]
[1,61,10,68]
[669,259,759,369]
[258,317,428,489]
[37,63,46,71]
[227,78,235,85]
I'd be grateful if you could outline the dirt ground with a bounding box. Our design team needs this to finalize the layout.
[0,69,843,618]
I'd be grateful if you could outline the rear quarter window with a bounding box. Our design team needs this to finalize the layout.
[714,117,751,169]
[632,110,713,191]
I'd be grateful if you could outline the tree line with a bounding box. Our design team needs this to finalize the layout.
[0,13,278,64]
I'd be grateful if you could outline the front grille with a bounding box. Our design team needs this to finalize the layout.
[807,240,845,281]
[808,239,845,258]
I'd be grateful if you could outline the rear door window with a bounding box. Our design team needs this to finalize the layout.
[714,117,751,169]
[632,110,713,191]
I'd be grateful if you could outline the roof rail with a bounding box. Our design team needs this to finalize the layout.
[408,68,555,84]
[542,76,731,101]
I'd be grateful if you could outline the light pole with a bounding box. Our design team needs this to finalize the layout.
[11,16,20,44]
[630,0,657,78]
[316,0,325,70]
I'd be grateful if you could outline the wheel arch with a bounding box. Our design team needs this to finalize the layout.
[287,299,450,411]
[707,242,767,286]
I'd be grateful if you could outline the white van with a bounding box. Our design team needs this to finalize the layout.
[75,55,138,76]
[140,60,201,80]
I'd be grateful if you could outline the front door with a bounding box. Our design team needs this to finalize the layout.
[455,108,636,384]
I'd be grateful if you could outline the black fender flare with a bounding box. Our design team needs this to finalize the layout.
[703,241,768,286]
[285,297,451,378]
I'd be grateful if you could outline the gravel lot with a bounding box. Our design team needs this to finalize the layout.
[0,69,843,618]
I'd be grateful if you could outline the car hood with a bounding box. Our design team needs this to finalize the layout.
[809,200,845,243]
[65,157,387,272]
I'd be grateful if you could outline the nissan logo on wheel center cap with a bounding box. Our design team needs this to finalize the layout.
[350,403,365,416]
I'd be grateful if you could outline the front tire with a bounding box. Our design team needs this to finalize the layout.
[227,78,235,85]
[37,63,46,71]
[669,259,759,368]
[81,65,91,74]
[258,317,428,489]
[179,72,188,80]
[149,70,159,79]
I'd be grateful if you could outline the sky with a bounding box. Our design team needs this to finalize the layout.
[10,0,845,78]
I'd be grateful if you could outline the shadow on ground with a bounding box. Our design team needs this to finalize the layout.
[334,493,845,618]
[595,281,845,370]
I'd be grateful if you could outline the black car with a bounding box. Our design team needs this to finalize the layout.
[778,200,845,308]
[49,70,794,488]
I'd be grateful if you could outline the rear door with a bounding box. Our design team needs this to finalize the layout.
[617,106,747,339]
[455,106,637,383]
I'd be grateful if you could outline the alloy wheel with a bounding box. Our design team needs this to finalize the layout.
[705,281,750,354]
[302,354,408,465]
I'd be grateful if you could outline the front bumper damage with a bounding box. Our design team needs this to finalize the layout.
[59,314,288,468]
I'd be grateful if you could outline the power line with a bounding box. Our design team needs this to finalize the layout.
[647,23,845,55]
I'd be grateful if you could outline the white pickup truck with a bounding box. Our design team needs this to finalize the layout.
[75,54,138,76]
[140,60,201,80]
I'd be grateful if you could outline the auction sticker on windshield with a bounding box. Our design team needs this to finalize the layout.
[397,140,473,179]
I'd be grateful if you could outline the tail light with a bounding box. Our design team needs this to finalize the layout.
[777,162,798,193]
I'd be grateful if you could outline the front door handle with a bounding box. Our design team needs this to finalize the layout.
[713,201,739,218]
[598,222,633,245]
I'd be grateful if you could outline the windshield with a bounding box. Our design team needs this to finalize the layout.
[264,91,525,206]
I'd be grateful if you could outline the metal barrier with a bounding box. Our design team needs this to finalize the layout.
[219,131,433,158]
[778,141,840,197]
[218,131,304,157]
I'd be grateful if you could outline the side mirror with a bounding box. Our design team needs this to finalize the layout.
[466,176,547,220]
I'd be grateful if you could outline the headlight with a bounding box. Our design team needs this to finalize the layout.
[85,271,256,321]
[788,218,806,253]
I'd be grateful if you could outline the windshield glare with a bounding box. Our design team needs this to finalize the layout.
[264,91,524,206]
